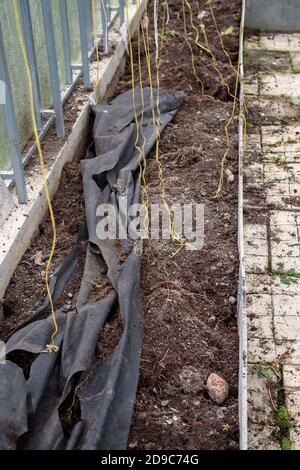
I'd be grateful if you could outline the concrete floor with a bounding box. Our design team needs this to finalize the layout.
[244,32,300,450]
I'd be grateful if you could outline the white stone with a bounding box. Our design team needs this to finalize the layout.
[206,373,229,405]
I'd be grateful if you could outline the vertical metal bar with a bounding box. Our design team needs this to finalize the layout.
[0,22,27,203]
[100,0,108,53]
[41,0,64,137]
[19,0,43,130]
[106,1,111,23]
[119,0,125,25]
[77,0,91,89]
[86,0,94,49]
[60,0,73,85]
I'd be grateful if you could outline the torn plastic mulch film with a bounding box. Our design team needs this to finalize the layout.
[0,88,183,450]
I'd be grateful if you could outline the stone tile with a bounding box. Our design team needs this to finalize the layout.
[270,224,298,242]
[273,34,291,51]
[271,240,300,258]
[248,316,274,339]
[246,133,262,152]
[286,391,300,426]
[288,35,300,51]
[272,256,300,272]
[245,274,272,294]
[290,52,300,73]
[244,223,267,240]
[248,365,276,394]
[265,194,290,210]
[264,166,291,183]
[276,341,300,364]
[248,390,276,425]
[270,211,297,227]
[245,32,300,449]
[271,277,300,295]
[248,424,281,450]
[290,427,300,450]
[248,337,276,363]
[285,152,300,163]
[244,37,260,50]
[245,254,268,274]
[289,183,300,198]
[246,293,273,316]
[265,181,290,196]
[274,316,300,342]
[245,238,268,257]
[284,142,300,153]
[244,78,259,96]
[244,162,264,180]
[273,296,300,316]
[283,364,300,389]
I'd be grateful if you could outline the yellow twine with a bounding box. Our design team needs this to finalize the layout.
[12,0,59,353]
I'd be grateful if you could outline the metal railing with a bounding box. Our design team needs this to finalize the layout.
[0,0,125,203]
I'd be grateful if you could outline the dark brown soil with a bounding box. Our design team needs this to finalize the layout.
[115,0,240,450]
[1,162,85,336]
[1,0,241,450]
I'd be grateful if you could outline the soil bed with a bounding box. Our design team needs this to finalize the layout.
[1,0,241,450]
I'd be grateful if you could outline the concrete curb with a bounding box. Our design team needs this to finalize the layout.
[238,0,248,451]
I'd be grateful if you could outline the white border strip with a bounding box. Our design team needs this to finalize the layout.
[238,0,248,451]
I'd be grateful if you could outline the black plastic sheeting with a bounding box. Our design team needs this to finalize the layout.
[0,88,183,450]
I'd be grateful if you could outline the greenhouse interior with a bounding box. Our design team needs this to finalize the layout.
[1,0,300,455]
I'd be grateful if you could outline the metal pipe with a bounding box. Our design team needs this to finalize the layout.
[100,0,109,53]
[77,0,92,89]
[60,0,73,85]
[0,6,119,187]
[237,0,247,452]
[19,0,43,130]
[0,21,27,203]
[41,0,65,137]
[119,0,125,25]
[87,0,94,49]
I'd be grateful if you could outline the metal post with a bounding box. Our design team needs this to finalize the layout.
[19,0,43,130]
[41,0,64,137]
[86,0,94,49]
[106,1,111,23]
[59,0,73,85]
[100,0,108,53]
[119,0,125,25]
[0,22,27,203]
[77,0,91,89]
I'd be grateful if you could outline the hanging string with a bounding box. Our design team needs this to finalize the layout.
[12,0,59,353]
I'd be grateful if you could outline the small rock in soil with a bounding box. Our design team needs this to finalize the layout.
[208,315,216,323]
[229,296,236,305]
[179,366,205,394]
[226,168,235,183]
[216,407,226,419]
[206,373,229,405]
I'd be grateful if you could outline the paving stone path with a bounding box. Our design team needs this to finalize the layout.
[244,33,300,450]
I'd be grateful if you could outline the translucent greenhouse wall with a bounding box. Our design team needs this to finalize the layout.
[246,0,300,32]
[0,0,83,171]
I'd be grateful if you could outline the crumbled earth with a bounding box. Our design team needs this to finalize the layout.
[115,0,241,450]
[1,0,241,450]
